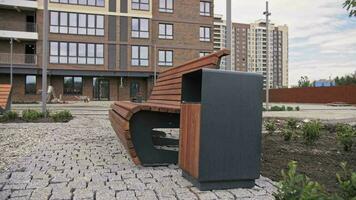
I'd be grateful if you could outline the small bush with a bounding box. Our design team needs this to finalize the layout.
[336,124,355,152]
[302,120,323,145]
[0,114,8,122]
[287,119,298,130]
[265,120,277,134]
[287,106,294,111]
[281,128,293,141]
[22,109,43,122]
[296,106,300,111]
[336,162,356,199]
[270,106,286,111]
[4,111,19,121]
[274,161,329,200]
[51,110,73,122]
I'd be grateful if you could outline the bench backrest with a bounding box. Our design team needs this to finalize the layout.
[0,84,12,111]
[148,49,230,105]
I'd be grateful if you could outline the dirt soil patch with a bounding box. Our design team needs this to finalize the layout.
[261,129,356,193]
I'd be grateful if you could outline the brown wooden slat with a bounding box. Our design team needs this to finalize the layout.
[151,89,181,96]
[111,104,133,120]
[179,103,201,179]
[147,100,181,106]
[115,101,141,113]
[154,77,182,87]
[149,95,181,101]
[153,83,181,91]
[110,109,130,131]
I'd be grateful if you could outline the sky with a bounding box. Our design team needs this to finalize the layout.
[214,0,356,86]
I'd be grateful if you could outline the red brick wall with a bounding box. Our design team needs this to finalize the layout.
[268,86,356,104]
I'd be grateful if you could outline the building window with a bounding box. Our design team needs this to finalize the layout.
[50,41,104,65]
[132,18,149,38]
[200,1,211,16]
[132,46,149,66]
[25,75,36,94]
[200,27,211,42]
[64,77,83,95]
[158,50,173,66]
[50,0,104,7]
[199,51,210,57]
[50,11,104,36]
[159,0,173,13]
[132,0,149,10]
[159,23,173,39]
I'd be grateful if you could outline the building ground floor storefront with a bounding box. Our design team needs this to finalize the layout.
[0,73,154,103]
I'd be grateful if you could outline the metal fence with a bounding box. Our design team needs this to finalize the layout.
[0,22,37,32]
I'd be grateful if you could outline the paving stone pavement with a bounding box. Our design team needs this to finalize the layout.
[0,115,276,200]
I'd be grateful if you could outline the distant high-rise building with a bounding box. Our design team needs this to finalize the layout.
[213,16,289,88]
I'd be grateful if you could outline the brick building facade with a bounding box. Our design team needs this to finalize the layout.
[0,0,214,102]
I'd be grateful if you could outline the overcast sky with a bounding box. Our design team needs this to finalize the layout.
[214,0,356,86]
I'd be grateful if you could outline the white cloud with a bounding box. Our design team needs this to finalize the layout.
[215,0,356,86]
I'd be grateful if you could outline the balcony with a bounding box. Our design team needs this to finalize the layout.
[0,53,37,65]
[0,22,38,40]
[0,0,37,10]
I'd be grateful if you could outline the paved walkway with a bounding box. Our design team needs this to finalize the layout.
[0,115,276,200]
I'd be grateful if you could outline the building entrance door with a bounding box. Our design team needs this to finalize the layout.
[93,78,110,101]
[25,44,36,64]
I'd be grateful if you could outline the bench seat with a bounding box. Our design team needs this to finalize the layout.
[109,49,230,166]
[0,84,12,113]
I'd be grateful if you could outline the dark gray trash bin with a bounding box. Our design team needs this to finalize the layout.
[179,68,263,191]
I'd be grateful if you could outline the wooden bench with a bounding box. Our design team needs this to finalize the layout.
[0,84,12,114]
[109,49,230,166]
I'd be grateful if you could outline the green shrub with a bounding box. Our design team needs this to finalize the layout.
[265,120,277,134]
[4,111,19,121]
[274,161,330,200]
[0,114,8,122]
[296,106,301,111]
[51,110,73,122]
[22,109,43,122]
[336,162,356,199]
[270,106,286,111]
[336,124,355,152]
[281,128,293,141]
[302,120,323,145]
[287,119,298,130]
[287,106,294,111]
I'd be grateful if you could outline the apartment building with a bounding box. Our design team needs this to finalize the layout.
[213,16,289,88]
[0,0,214,102]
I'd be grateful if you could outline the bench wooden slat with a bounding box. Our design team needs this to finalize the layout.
[149,95,181,101]
[111,104,134,120]
[111,109,130,131]
[154,78,182,87]
[151,89,181,96]
[153,84,181,91]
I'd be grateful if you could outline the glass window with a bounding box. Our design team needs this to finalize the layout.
[69,43,77,64]
[25,75,36,94]
[87,43,95,64]
[60,42,68,64]
[69,0,78,4]
[59,12,68,33]
[96,44,104,64]
[159,0,173,13]
[50,11,59,33]
[87,14,96,35]
[158,50,173,66]
[78,14,87,35]
[96,15,104,36]
[200,1,211,16]
[158,23,173,39]
[131,46,149,66]
[78,43,86,64]
[131,18,149,38]
[199,51,210,57]
[69,13,78,34]
[97,0,104,6]
[50,42,58,63]
[64,77,82,95]
[132,0,149,11]
[88,0,95,5]
[200,27,211,42]
[78,0,87,5]
[60,0,68,3]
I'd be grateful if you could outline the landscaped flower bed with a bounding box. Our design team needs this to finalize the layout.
[261,118,356,194]
[0,110,73,123]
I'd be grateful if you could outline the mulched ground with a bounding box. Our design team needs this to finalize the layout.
[261,125,356,193]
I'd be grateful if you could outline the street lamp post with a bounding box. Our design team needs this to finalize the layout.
[263,1,271,110]
[9,38,13,110]
[42,0,48,115]
[226,0,232,71]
